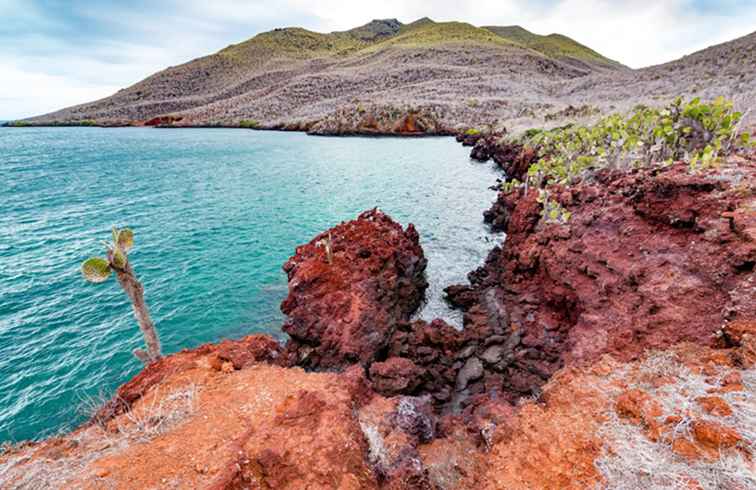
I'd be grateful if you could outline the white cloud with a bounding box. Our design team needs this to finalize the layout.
[2,0,755,119]
[0,62,121,119]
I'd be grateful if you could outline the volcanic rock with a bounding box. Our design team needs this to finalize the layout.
[281,209,428,370]
[457,157,756,400]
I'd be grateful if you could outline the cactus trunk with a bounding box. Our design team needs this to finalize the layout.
[114,262,162,363]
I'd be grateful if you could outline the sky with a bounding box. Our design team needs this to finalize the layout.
[1,0,755,119]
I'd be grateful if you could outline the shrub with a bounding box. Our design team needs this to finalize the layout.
[502,97,753,224]
[466,98,480,108]
[239,119,260,129]
[537,189,571,224]
[464,128,481,136]
[520,96,753,189]
[78,120,97,126]
[81,227,162,364]
[5,120,30,127]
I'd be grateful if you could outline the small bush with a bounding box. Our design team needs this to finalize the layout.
[537,189,571,225]
[5,120,30,127]
[466,98,480,108]
[78,120,97,126]
[464,128,481,136]
[239,119,260,129]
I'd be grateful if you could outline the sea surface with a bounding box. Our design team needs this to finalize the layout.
[0,127,501,442]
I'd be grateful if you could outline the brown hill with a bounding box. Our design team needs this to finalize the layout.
[18,20,756,133]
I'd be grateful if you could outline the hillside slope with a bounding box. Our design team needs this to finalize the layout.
[483,25,623,71]
[19,19,756,133]
[548,30,756,130]
[20,18,621,131]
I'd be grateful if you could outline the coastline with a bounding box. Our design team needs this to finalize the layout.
[1,122,754,488]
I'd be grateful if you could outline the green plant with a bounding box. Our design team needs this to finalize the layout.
[466,98,480,108]
[518,97,752,189]
[239,119,260,129]
[464,128,481,136]
[6,120,30,127]
[317,232,334,264]
[537,189,571,224]
[78,120,97,126]
[500,178,523,193]
[523,128,543,139]
[81,227,161,364]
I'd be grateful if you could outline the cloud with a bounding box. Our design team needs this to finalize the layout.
[1,0,755,119]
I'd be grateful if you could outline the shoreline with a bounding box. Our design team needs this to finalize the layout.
[1,122,456,138]
[1,121,754,489]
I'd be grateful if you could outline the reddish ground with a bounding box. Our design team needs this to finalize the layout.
[1,154,754,489]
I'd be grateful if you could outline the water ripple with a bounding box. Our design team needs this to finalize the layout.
[0,127,501,442]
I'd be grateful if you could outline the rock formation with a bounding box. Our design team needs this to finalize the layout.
[448,155,756,401]
[1,153,754,489]
[280,208,428,369]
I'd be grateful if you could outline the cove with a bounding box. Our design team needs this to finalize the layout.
[0,127,501,442]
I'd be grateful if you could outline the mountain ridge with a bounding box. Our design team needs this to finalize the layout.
[18,18,756,133]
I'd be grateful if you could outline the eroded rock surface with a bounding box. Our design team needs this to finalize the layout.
[448,157,756,401]
[2,159,754,489]
[281,208,428,370]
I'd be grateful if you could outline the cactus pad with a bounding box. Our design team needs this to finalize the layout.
[82,257,112,283]
[111,247,128,269]
[117,228,134,252]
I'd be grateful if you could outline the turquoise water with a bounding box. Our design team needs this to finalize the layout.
[0,127,500,442]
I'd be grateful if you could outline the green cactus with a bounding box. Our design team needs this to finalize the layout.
[81,227,162,364]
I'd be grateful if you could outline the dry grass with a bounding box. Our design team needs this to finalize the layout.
[594,351,756,490]
[0,383,198,490]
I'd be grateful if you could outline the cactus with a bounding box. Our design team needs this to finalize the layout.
[317,232,334,264]
[81,227,162,364]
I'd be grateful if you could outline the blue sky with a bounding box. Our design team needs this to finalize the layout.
[2,0,755,119]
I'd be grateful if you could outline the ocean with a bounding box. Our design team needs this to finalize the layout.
[0,127,501,442]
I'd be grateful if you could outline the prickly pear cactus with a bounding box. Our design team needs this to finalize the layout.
[80,226,162,364]
[81,226,134,279]
[81,257,112,283]
[116,228,134,252]
[110,246,128,269]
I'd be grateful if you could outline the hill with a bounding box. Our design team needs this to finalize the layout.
[483,25,623,70]
[18,19,756,133]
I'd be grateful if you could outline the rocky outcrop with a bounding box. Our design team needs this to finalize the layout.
[2,156,755,489]
[448,156,756,401]
[466,135,539,183]
[307,106,454,136]
[3,321,753,489]
[281,209,428,369]
[143,115,183,126]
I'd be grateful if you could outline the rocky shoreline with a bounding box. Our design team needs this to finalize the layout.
[1,133,755,488]
[4,106,458,138]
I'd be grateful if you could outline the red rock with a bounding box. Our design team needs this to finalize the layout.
[696,396,733,417]
[672,437,704,461]
[143,115,183,126]
[722,371,743,386]
[369,357,424,396]
[457,160,756,399]
[616,389,663,423]
[281,209,427,370]
[691,420,742,449]
[93,334,280,423]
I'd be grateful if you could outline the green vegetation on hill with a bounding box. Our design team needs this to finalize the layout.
[376,19,516,49]
[484,25,623,67]
[220,27,366,61]
[4,120,30,127]
[220,18,520,61]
